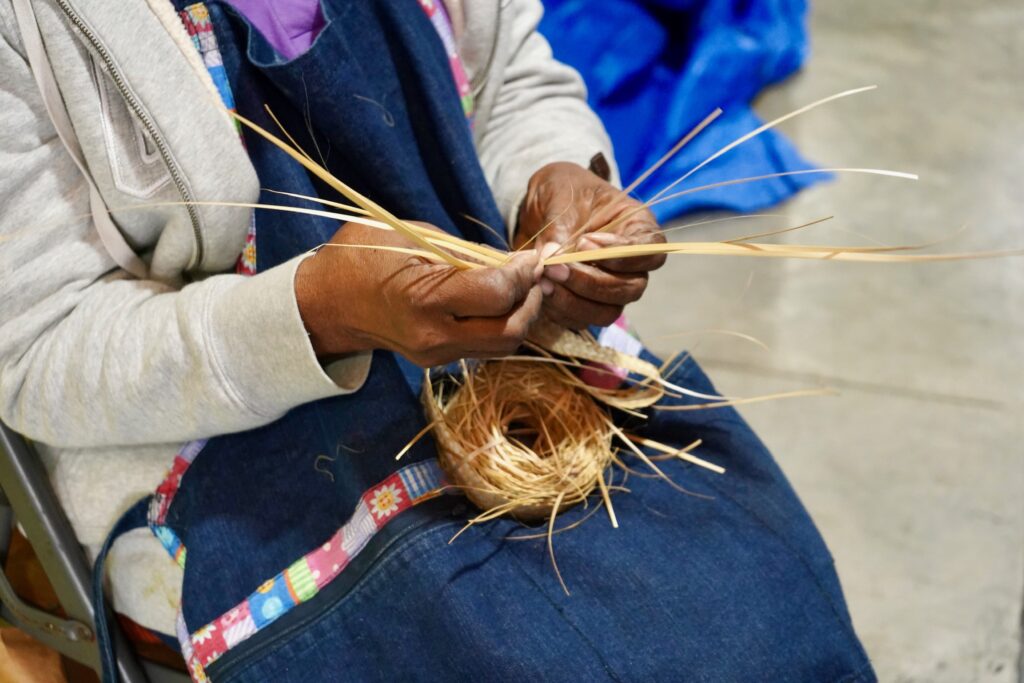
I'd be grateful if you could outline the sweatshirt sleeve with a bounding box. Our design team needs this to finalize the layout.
[473,0,620,233]
[0,14,370,449]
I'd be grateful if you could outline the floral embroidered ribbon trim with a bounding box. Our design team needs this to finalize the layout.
[418,0,475,120]
[178,3,257,275]
[162,457,448,682]
[149,438,206,569]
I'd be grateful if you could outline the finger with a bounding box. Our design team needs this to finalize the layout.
[544,283,623,330]
[410,343,515,366]
[453,284,544,354]
[540,241,571,284]
[442,251,540,317]
[560,260,648,306]
[515,187,581,250]
[597,251,667,274]
[579,231,668,274]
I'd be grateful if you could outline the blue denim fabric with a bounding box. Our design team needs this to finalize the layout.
[153,0,875,680]
[205,353,874,682]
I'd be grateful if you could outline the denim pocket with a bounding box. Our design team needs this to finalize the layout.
[216,516,621,683]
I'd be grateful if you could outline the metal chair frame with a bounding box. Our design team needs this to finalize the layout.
[0,420,188,682]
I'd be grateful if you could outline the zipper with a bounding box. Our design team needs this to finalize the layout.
[54,0,205,269]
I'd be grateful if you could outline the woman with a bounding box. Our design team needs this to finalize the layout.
[0,0,874,680]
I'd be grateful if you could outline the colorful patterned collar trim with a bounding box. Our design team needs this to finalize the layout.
[418,0,475,121]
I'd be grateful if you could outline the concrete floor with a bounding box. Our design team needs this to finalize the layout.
[627,2,1024,681]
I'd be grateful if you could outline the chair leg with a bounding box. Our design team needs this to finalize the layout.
[0,561,97,664]
[0,485,12,565]
[0,422,149,683]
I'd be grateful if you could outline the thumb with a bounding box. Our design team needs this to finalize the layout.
[444,250,539,318]
[506,248,542,288]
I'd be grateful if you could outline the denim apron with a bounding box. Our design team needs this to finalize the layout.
[93,1,876,681]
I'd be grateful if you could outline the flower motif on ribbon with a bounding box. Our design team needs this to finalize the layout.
[369,483,403,520]
[192,623,217,644]
[190,660,208,682]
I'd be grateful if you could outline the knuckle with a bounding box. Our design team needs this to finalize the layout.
[482,269,505,293]
[483,271,518,310]
[564,273,595,300]
[430,346,460,366]
[496,339,518,356]
[555,308,588,330]
[500,336,523,355]
[594,306,623,327]
[419,288,442,311]
[511,265,532,297]
[412,326,444,354]
[409,346,443,367]
[592,274,635,305]
[604,276,630,300]
[506,320,528,344]
[500,283,519,312]
[547,287,574,313]
[624,276,648,303]
[546,307,575,329]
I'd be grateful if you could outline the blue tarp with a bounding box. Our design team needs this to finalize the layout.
[539,0,828,222]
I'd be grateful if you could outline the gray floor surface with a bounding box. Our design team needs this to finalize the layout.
[626,2,1024,681]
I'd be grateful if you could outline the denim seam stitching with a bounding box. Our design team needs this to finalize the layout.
[503,546,625,683]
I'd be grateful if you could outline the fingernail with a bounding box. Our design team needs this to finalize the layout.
[512,248,537,262]
[585,232,619,245]
[546,263,570,282]
[540,242,562,260]
[541,278,554,296]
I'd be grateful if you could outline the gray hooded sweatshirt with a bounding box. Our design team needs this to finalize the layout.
[0,0,617,632]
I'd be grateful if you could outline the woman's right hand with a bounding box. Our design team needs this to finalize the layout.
[295,221,543,367]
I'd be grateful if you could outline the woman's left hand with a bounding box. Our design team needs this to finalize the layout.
[514,161,667,330]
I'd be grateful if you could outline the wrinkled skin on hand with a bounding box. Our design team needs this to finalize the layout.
[514,161,667,330]
[296,221,543,367]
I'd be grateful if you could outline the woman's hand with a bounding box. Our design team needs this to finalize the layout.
[296,222,543,367]
[515,162,666,330]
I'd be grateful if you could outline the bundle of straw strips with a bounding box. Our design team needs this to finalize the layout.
[420,353,722,593]
[423,359,618,523]
[217,86,1016,275]
[420,341,726,519]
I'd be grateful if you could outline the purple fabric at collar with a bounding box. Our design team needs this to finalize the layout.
[222,0,325,60]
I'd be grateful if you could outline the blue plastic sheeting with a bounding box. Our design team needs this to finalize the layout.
[539,0,829,222]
